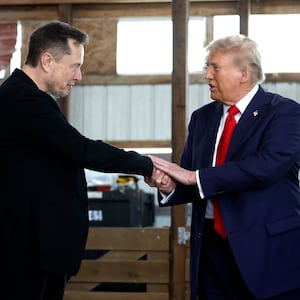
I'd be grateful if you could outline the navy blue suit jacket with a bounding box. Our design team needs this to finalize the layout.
[162,86,300,299]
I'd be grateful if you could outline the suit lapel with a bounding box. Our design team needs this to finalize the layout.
[203,103,223,166]
[227,86,269,160]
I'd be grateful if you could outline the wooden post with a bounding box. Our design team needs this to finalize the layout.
[57,3,73,118]
[171,0,189,299]
[205,16,214,46]
[239,0,251,36]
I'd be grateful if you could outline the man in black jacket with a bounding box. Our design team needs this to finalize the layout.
[0,20,174,300]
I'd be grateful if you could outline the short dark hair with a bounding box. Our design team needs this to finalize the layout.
[25,20,88,67]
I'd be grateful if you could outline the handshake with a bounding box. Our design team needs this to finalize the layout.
[145,155,197,194]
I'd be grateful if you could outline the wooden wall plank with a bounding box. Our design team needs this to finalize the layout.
[100,250,147,260]
[86,227,170,250]
[64,227,171,299]
[147,283,169,292]
[74,19,117,75]
[70,260,169,282]
[66,283,99,291]
[64,291,169,300]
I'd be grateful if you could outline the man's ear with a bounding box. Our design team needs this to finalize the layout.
[40,51,53,72]
[240,68,251,83]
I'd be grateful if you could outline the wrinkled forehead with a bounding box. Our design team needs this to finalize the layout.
[205,49,235,65]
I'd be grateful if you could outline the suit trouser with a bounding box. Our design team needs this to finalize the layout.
[198,219,300,300]
[198,219,254,300]
[37,272,67,300]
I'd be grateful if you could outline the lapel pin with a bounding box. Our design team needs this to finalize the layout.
[253,110,259,117]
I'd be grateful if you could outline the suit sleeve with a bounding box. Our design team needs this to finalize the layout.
[200,97,300,199]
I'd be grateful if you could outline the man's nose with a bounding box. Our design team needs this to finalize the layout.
[75,69,82,82]
[204,68,212,80]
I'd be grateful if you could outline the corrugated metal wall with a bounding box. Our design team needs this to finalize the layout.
[69,82,300,140]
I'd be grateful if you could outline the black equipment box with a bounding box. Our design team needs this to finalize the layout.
[88,189,155,227]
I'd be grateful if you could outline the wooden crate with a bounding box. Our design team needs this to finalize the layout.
[64,227,170,300]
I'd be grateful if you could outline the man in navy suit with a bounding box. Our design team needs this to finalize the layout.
[0,21,173,300]
[148,35,300,299]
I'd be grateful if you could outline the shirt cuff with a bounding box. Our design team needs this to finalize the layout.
[196,169,204,199]
[159,188,175,204]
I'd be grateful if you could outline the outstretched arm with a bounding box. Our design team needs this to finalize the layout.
[149,155,197,185]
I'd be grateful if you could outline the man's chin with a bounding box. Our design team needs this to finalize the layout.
[51,90,70,99]
[209,93,219,101]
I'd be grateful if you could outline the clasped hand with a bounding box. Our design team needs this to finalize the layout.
[144,155,197,194]
[145,166,176,194]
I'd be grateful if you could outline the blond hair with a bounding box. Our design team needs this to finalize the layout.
[206,35,265,83]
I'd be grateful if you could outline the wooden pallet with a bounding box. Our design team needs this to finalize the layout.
[64,227,170,300]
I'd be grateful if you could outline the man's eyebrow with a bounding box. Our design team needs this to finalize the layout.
[206,61,221,68]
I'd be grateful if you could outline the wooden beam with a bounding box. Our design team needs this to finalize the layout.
[80,74,173,85]
[2,72,300,87]
[56,3,73,118]
[171,1,189,300]
[0,0,298,9]
[205,16,214,46]
[1,1,300,21]
[58,3,73,24]
[264,73,300,82]
[172,0,188,163]
[0,0,235,5]
[0,6,59,21]
[191,0,238,16]
[72,2,237,19]
[105,140,171,149]
[251,0,300,14]
[239,0,250,36]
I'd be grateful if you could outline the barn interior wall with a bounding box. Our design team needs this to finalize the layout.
[69,82,300,142]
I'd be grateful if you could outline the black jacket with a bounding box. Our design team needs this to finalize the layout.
[0,69,152,276]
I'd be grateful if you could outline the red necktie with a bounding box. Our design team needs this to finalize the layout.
[214,105,239,238]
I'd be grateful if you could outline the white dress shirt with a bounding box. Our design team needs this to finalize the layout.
[160,84,259,219]
[201,84,259,218]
